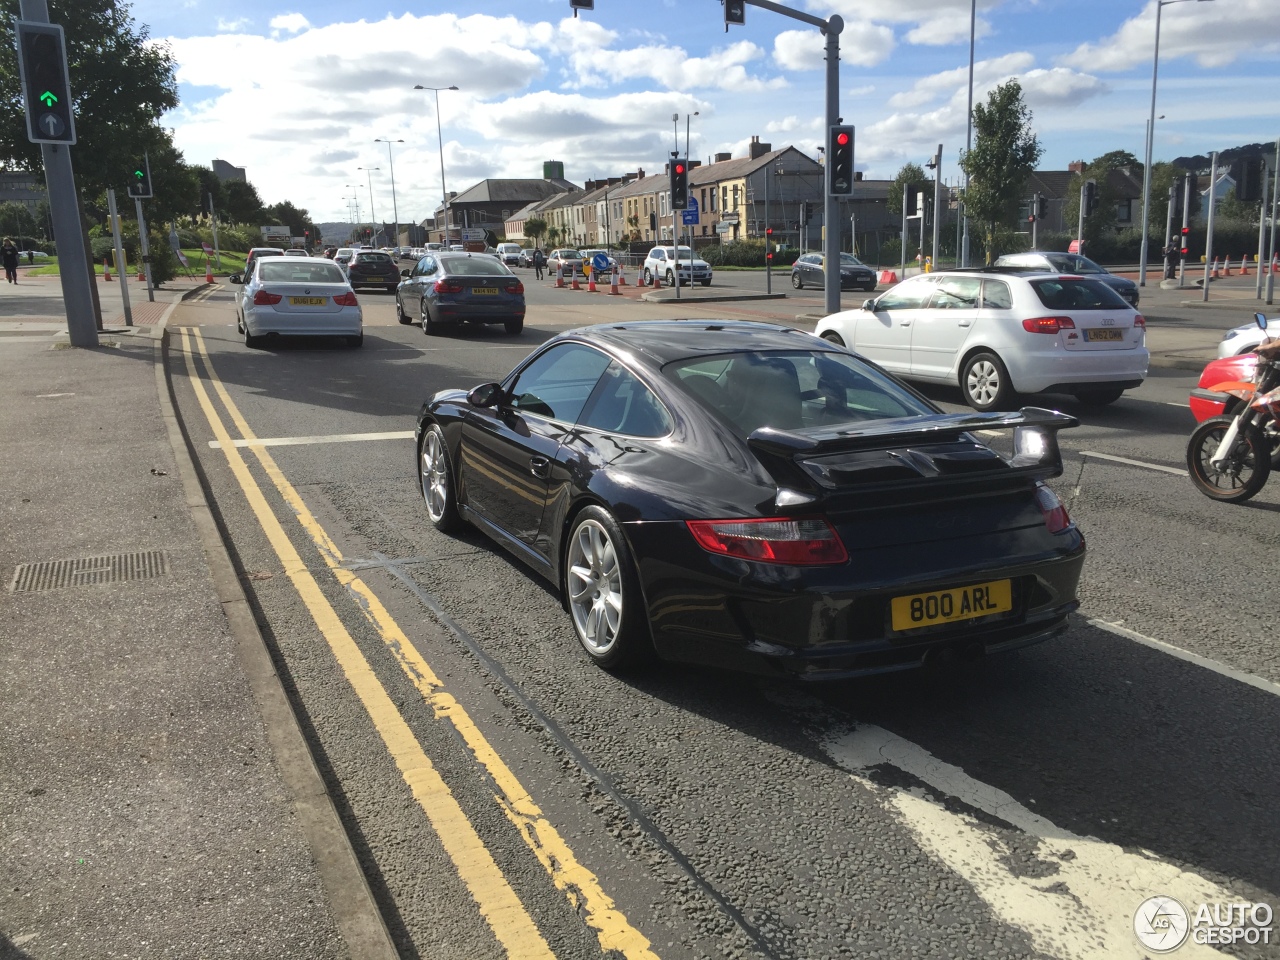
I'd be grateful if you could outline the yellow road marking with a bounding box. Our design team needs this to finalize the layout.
[182,327,659,960]
[176,329,555,960]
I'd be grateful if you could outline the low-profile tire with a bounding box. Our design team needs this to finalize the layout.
[820,331,846,348]
[792,273,803,289]
[504,316,524,335]
[1186,416,1271,503]
[563,505,652,671]
[961,351,1014,412]
[1075,387,1124,407]
[421,298,441,336]
[418,423,462,532]
[396,294,412,324]
[243,321,260,349]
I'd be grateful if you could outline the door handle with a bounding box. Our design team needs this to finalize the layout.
[958,320,972,327]
[898,321,912,327]
[529,456,551,479]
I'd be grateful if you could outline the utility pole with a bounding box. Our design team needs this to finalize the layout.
[1178,173,1191,287]
[1268,138,1279,305]
[930,143,942,269]
[208,192,221,270]
[105,189,132,326]
[134,196,153,301]
[1202,151,1217,303]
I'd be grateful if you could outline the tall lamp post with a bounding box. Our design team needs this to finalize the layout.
[414,84,459,246]
[358,166,379,244]
[375,138,404,247]
[961,0,976,268]
[1140,0,1215,287]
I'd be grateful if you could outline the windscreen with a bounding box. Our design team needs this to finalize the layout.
[259,261,347,284]
[1030,277,1129,310]
[667,350,932,437]
[442,257,514,277]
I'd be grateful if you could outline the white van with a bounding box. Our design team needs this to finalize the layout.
[495,243,523,267]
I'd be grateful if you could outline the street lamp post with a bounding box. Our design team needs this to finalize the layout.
[1140,0,1215,287]
[961,0,975,268]
[358,167,379,243]
[375,138,404,248]
[414,84,459,246]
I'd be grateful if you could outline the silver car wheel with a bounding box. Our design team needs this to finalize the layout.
[420,430,449,522]
[566,519,623,656]
[966,359,1001,405]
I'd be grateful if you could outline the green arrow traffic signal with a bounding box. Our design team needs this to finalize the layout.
[134,170,144,178]
[40,90,57,107]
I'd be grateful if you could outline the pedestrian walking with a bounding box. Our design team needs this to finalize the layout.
[533,246,545,280]
[1,237,19,284]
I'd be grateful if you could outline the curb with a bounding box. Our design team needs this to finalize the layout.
[154,314,398,959]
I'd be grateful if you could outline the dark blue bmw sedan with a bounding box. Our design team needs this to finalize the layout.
[396,252,526,336]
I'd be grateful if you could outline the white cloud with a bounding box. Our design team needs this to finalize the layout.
[215,17,250,32]
[567,39,786,92]
[905,12,990,46]
[269,13,310,35]
[888,52,1033,109]
[774,23,894,70]
[1017,68,1106,108]
[1061,0,1280,72]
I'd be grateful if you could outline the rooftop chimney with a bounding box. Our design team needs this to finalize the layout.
[714,152,732,163]
[1068,160,1086,173]
[748,137,772,160]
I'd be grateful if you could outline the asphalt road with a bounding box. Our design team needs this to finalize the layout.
[165,278,1280,960]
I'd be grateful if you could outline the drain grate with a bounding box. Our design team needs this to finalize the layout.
[9,550,170,593]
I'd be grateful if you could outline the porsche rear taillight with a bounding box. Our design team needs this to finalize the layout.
[686,517,848,565]
[435,280,464,294]
[252,290,282,305]
[333,292,358,306]
[1034,483,1072,534]
[1022,316,1075,334]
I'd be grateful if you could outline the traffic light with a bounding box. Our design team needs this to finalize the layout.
[127,155,153,199]
[765,226,773,261]
[724,0,746,27]
[649,212,656,232]
[15,21,77,145]
[1236,157,1264,203]
[1037,194,1047,219]
[799,201,809,225]
[1180,225,1190,256]
[905,188,918,217]
[828,125,855,196]
[569,0,594,10]
[670,158,689,211]
[1083,180,1098,215]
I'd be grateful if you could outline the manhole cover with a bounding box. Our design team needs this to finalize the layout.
[9,550,170,593]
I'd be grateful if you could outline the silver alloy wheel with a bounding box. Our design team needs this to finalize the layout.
[420,429,449,522]
[966,358,1002,406]
[566,518,623,656]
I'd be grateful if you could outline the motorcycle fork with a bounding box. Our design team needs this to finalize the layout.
[1210,412,1253,468]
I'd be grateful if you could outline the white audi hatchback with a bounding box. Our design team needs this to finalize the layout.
[232,256,363,348]
[813,270,1148,410]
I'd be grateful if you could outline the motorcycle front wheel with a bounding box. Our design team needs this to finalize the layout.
[1186,416,1271,503]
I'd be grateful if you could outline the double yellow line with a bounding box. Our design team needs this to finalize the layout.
[175,327,657,960]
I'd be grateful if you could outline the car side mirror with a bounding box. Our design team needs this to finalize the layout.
[862,298,877,311]
[1257,312,1269,331]
[401,269,410,277]
[467,382,505,408]
[228,274,243,285]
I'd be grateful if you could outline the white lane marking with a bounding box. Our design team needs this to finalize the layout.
[824,725,1233,960]
[1088,617,1280,698]
[36,392,75,397]
[1078,450,1186,476]
[209,429,414,449]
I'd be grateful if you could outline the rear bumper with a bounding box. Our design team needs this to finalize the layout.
[1006,347,1149,394]
[349,275,399,287]
[243,306,362,337]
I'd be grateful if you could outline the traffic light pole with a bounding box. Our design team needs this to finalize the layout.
[19,0,96,347]
[105,189,132,326]
[1179,173,1190,287]
[134,197,154,302]
[1202,151,1217,303]
[764,174,771,295]
[1267,138,1279,306]
[1256,168,1269,300]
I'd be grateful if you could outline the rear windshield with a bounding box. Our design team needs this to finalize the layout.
[259,261,347,284]
[441,256,514,277]
[666,350,932,437]
[355,252,391,264]
[1030,277,1128,310]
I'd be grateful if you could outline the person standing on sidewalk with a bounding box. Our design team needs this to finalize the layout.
[1163,238,1179,281]
[532,247,545,280]
[1,237,18,284]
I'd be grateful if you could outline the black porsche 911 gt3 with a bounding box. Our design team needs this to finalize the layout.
[415,320,1085,679]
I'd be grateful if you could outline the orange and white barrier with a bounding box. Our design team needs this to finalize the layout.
[877,269,898,284]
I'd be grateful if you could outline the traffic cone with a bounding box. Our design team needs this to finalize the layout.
[1272,254,1279,275]
[555,263,564,288]
[205,260,214,284]
[571,269,581,290]
[104,256,112,281]
[608,268,620,296]
[652,269,661,289]
[1240,255,1250,276]
[137,262,146,282]
[617,264,627,286]
[1223,256,1232,276]
[586,270,596,293]
[1210,257,1220,278]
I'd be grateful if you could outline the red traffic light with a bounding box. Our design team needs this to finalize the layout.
[674,163,685,175]
[766,227,773,235]
[836,132,850,146]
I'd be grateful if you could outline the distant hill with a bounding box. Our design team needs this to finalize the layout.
[1171,142,1273,174]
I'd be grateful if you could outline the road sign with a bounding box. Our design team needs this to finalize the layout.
[461,228,485,241]
[591,252,610,273]
[682,196,699,226]
[15,21,77,145]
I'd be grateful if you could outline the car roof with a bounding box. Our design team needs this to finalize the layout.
[562,320,834,368]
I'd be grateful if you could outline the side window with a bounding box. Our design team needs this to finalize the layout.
[981,279,1013,309]
[579,362,673,437]
[874,278,935,311]
[929,276,981,309]
[507,344,612,423]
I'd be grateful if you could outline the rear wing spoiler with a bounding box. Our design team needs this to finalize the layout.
[747,407,1079,486]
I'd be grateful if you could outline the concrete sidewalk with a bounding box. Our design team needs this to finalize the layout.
[0,296,394,958]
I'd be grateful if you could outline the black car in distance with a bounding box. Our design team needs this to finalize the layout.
[346,250,401,292]
[416,321,1085,679]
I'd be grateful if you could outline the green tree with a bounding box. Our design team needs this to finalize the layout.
[524,216,547,246]
[190,165,224,221]
[1092,150,1141,173]
[223,180,265,226]
[0,200,38,238]
[888,163,927,218]
[960,80,1043,262]
[1215,187,1255,224]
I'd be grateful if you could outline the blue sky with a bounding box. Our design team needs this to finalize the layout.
[133,0,1280,226]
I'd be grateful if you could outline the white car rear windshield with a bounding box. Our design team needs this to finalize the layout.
[259,261,347,284]
[1030,278,1128,310]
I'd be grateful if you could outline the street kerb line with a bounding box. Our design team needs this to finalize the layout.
[177,329,556,960]
[184,327,659,960]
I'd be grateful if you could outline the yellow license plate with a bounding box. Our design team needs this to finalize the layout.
[890,579,1012,631]
[1084,328,1123,341]
[472,287,498,295]
[288,296,327,306]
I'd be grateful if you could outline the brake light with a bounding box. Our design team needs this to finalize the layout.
[333,292,358,306]
[434,280,464,294]
[686,517,848,565]
[1022,316,1075,334]
[1034,483,1072,534]
[252,290,282,305]
[1132,314,1145,329]
[506,282,524,295]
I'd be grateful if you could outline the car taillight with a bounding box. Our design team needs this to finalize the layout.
[506,282,524,295]
[252,290,282,305]
[1034,483,1072,534]
[434,280,464,294]
[1022,316,1075,334]
[1132,314,1145,329]
[333,292,358,306]
[686,517,848,565]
